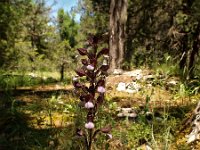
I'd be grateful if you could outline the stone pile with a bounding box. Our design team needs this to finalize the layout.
[116,82,141,93]
[187,101,200,143]
[117,107,137,119]
[115,69,152,93]
[114,69,180,94]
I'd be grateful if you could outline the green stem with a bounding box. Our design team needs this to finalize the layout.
[85,135,89,150]
[88,129,93,150]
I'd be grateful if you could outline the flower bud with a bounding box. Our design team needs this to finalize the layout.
[72,76,79,81]
[73,81,82,88]
[85,122,95,129]
[97,48,109,58]
[86,65,94,71]
[107,134,112,139]
[100,65,109,71]
[97,86,106,93]
[85,101,94,109]
[77,129,84,136]
[76,68,86,77]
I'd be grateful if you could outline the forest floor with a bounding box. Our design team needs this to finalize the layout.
[1,69,200,149]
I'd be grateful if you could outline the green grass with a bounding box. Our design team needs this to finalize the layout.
[1,68,200,149]
[0,71,75,90]
[0,90,198,149]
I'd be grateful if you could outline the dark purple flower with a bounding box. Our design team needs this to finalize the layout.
[88,36,98,46]
[97,95,104,105]
[81,59,88,65]
[76,68,86,77]
[75,35,110,148]
[97,48,109,58]
[88,53,96,59]
[80,94,93,102]
[73,81,82,88]
[97,79,105,86]
[100,65,109,71]
[90,59,97,68]
[77,48,87,55]
[100,125,112,133]
[77,129,84,136]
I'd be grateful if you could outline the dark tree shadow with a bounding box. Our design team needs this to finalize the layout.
[0,88,76,150]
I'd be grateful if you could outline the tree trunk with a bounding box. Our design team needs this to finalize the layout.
[179,0,198,80]
[60,63,65,81]
[179,34,188,71]
[188,22,200,78]
[109,0,128,73]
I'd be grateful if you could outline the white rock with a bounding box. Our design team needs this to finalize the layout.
[167,80,178,85]
[143,75,154,81]
[125,89,137,93]
[121,108,133,112]
[187,122,200,143]
[117,111,137,118]
[136,73,143,80]
[117,113,125,117]
[113,69,123,75]
[187,101,200,143]
[126,82,141,92]
[129,112,137,118]
[123,69,142,77]
[146,144,153,150]
[116,82,126,91]
[137,144,152,150]
[28,73,37,77]
[147,84,152,87]
[187,131,199,143]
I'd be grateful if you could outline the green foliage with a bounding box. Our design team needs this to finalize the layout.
[0,1,27,67]
[76,0,109,44]
[57,8,79,48]
[0,0,80,76]
[54,8,80,81]
[0,73,58,90]
[127,122,151,148]
[154,53,180,77]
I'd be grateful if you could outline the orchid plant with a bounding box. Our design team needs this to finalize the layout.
[73,36,111,150]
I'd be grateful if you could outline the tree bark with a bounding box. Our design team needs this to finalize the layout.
[60,63,65,81]
[188,22,200,78]
[109,0,128,73]
[179,0,198,80]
